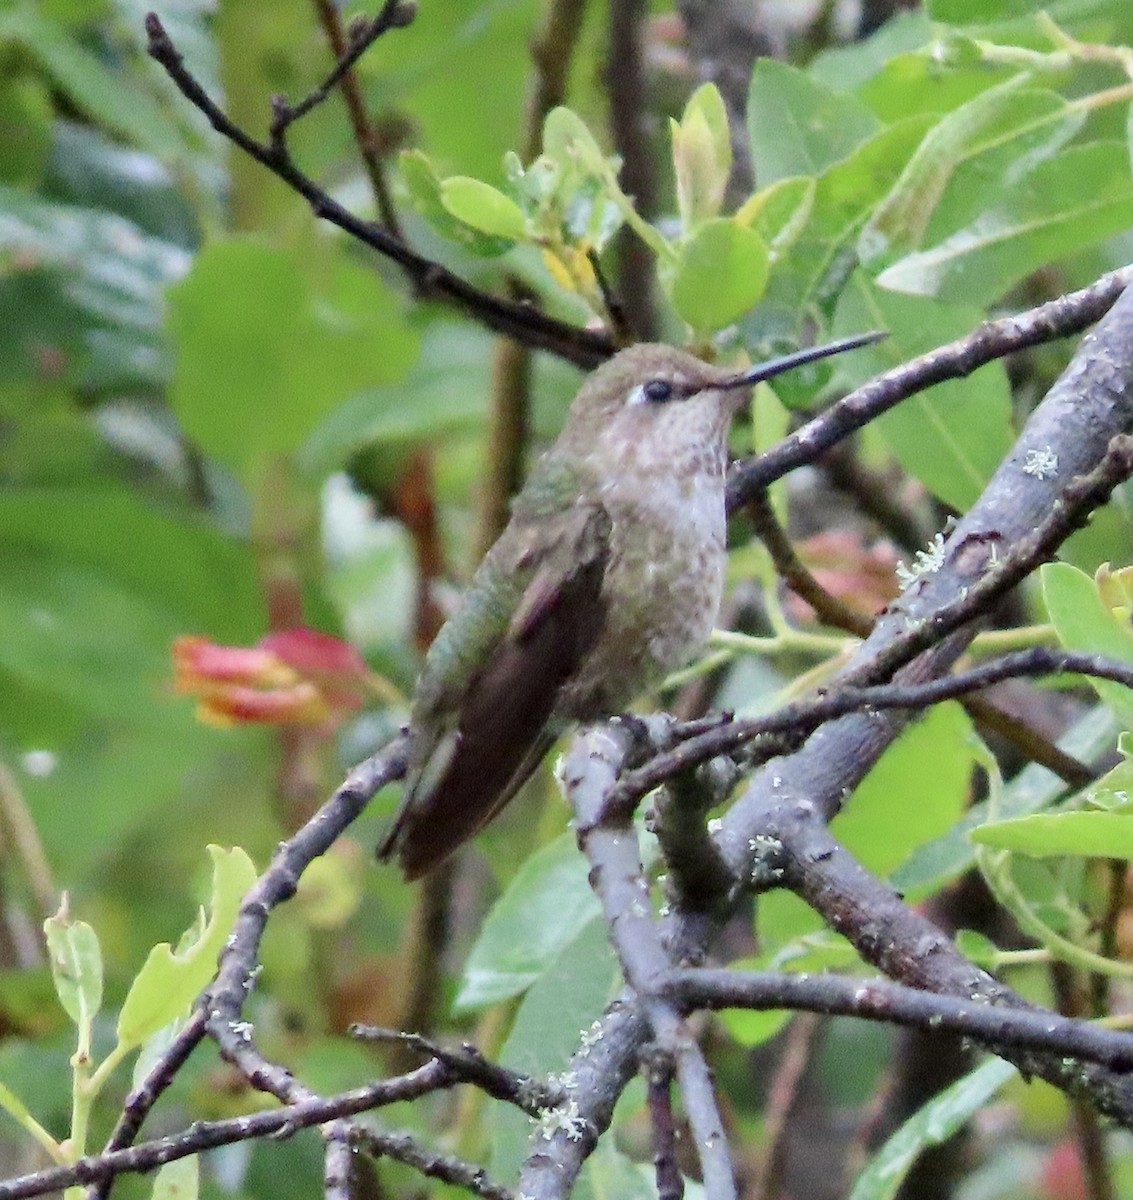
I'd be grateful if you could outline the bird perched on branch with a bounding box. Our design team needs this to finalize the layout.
[378,333,881,878]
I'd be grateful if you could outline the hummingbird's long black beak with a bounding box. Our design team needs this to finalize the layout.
[724,330,886,388]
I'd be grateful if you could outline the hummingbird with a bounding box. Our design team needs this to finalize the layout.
[378,332,882,878]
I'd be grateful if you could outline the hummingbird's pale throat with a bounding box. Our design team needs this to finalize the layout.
[378,331,882,878]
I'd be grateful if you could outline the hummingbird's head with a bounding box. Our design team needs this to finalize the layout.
[560,332,884,471]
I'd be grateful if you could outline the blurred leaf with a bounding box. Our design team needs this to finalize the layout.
[0,7,181,157]
[0,73,51,187]
[809,11,936,95]
[456,832,600,1010]
[45,121,199,246]
[669,219,769,332]
[876,143,1133,303]
[861,83,1079,263]
[849,1059,1017,1200]
[893,705,1119,894]
[440,176,526,239]
[117,845,257,1050]
[167,240,417,479]
[970,811,1133,857]
[585,1144,658,1200]
[300,322,483,477]
[0,186,187,389]
[150,1154,199,1200]
[833,702,975,880]
[1042,562,1133,730]
[834,275,1012,509]
[748,60,880,186]
[0,552,187,722]
[0,485,264,639]
[43,909,103,1036]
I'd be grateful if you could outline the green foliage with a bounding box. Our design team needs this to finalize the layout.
[3,0,1133,1196]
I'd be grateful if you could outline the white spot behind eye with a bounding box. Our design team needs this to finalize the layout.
[626,383,648,406]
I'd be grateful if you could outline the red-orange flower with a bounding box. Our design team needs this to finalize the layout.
[172,629,369,728]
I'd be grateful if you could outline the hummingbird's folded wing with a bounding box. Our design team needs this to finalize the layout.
[377,502,612,879]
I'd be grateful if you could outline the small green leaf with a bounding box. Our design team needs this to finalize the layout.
[439,176,527,240]
[748,60,879,185]
[43,908,102,1037]
[149,1154,198,1200]
[456,832,600,1011]
[970,811,1133,859]
[953,929,1002,968]
[673,83,731,231]
[399,151,515,256]
[1042,562,1133,730]
[116,846,257,1050]
[669,219,769,332]
[849,1059,1016,1200]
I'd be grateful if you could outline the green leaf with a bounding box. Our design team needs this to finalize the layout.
[876,143,1133,304]
[1042,562,1133,730]
[43,909,102,1038]
[492,917,619,1183]
[300,322,491,477]
[167,239,418,480]
[849,1059,1017,1200]
[400,151,515,255]
[735,176,815,259]
[834,275,1012,510]
[149,1155,199,1200]
[970,811,1133,858]
[861,83,1080,263]
[0,8,181,158]
[748,60,880,185]
[116,846,257,1050]
[832,702,976,880]
[669,219,769,332]
[456,832,601,1010]
[673,83,732,232]
[440,176,527,240]
[892,704,1118,894]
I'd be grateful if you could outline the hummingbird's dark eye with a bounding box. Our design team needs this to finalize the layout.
[643,379,673,403]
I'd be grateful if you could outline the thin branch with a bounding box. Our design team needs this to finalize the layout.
[307,0,404,235]
[607,0,657,338]
[347,1125,517,1200]
[745,490,1093,785]
[349,1026,563,1114]
[562,723,737,1200]
[664,968,1133,1072]
[84,1009,209,1200]
[0,1062,450,1200]
[641,1044,684,1200]
[726,265,1133,510]
[612,645,1133,811]
[144,13,614,368]
[206,738,410,1102]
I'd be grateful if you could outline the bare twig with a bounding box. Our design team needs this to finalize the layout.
[607,0,657,338]
[349,1026,563,1114]
[664,969,1133,1071]
[641,1044,684,1200]
[144,13,614,367]
[347,1125,517,1200]
[308,0,404,235]
[726,265,1133,510]
[0,1062,450,1200]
